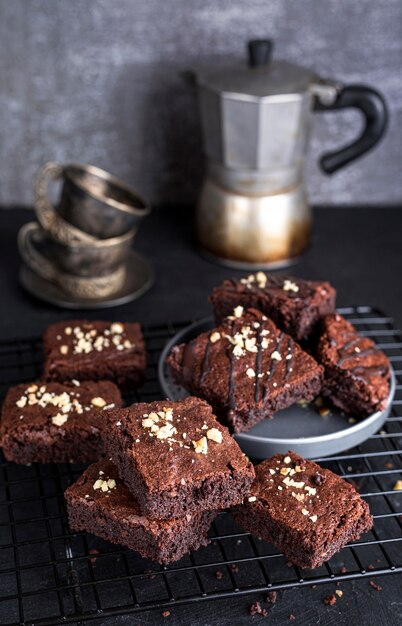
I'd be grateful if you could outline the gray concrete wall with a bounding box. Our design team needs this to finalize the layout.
[0,0,401,208]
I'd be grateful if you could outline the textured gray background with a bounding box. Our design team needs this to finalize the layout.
[0,0,401,208]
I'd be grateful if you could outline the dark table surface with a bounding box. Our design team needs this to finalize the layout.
[0,206,402,625]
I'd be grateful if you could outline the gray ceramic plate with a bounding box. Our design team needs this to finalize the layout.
[158,317,395,459]
[19,250,154,310]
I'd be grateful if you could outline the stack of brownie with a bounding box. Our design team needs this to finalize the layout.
[168,273,391,431]
[0,274,387,568]
[65,397,255,563]
[1,320,146,464]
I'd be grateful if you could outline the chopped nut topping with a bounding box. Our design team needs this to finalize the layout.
[269,468,276,475]
[210,331,221,343]
[335,589,343,597]
[305,486,317,496]
[93,474,117,493]
[64,327,72,335]
[248,496,257,502]
[111,322,124,334]
[233,305,244,318]
[270,350,282,361]
[91,397,106,408]
[246,368,255,378]
[60,345,69,355]
[280,467,291,476]
[16,396,27,408]
[283,279,299,293]
[192,436,208,454]
[52,413,68,426]
[301,508,309,516]
[393,480,402,490]
[284,456,291,464]
[206,428,222,444]
[255,271,267,288]
[310,515,318,522]
[156,424,177,439]
[283,476,305,489]
[142,417,154,428]
[291,492,305,502]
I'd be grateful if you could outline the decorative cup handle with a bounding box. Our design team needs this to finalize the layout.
[34,161,64,231]
[18,222,57,283]
[34,161,96,245]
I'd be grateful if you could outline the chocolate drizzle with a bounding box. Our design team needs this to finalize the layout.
[329,324,389,383]
[200,336,212,386]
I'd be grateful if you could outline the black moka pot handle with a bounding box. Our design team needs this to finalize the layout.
[314,84,388,174]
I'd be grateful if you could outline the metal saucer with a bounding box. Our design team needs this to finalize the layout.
[158,316,395,459]
[19,250,154,309]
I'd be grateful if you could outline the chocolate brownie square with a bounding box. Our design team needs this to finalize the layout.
[210,273,336,340]
[43,320,146,389]
[167,308,323,433]
[98,396,255,519]
[232,451,373,569]
[316,313,391,417]
[65,460,216,564]
[1,380,122,464]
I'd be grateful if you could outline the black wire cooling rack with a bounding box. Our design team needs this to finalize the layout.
[0,306,401,625]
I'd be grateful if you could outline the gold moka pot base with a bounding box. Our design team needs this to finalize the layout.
[197,178,311,269]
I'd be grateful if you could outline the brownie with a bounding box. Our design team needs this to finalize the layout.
[232,451,373,569]
[98,396,255,519]
[316,313,390,417]
[0,380,122,464]
[65,460,216,564]
[167,308,323,433]
[42,320,146,390]
[210,273,336,340]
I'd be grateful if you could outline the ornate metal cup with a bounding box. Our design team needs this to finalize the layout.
[35,161,150,240]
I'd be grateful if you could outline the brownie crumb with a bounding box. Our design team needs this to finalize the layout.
[249,601,268,617]
[162,610,171,617]
[369,580,382,591]
[367,564,375,571]
[266,591,277,604]
[89,548,98,564]
[289,614,295,621]
[215,570,224,580]
[311,584,317,590]
[323,594,337,606]
[340,566,347,574]
[230,563,239,573]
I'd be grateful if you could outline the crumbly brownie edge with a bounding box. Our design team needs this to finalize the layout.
[232,494,372,569]
[1,428,104,464]
[210,284,336,340]
[105,429,254,519]
[42,360,145,389]
[65,492,216,564]
[227,367,323,433]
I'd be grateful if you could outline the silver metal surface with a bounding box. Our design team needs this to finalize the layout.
[158,317,395,460]
[18,222,129,299]
[196,179,310,266]
[19,250,154,310]
[35,161,151,240]
[194,50,341,268]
